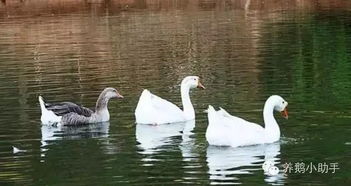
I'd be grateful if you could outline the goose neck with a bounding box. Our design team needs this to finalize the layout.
[263,100,280,141]
[95,96,109,113]
[181,84,195,119]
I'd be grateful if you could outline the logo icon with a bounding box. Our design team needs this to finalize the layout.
[262,160,279,176]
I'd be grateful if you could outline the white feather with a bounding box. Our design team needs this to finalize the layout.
[135,90,186,124]
[205,96,287,147]
[206,106,265,147]
[39,96,62,124]
[13,146,26,154]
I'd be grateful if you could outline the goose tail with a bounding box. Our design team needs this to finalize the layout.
[206,105,216,113]
[38,96,47,113]
[38,96,61,124]
[206,105,219,126]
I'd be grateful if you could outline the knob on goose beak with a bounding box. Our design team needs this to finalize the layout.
[281,107,288,119]
[197,80,206,89]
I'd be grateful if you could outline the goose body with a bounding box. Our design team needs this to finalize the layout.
[39,88,123,126]
[206,95,288,147]
[135,76,205,124]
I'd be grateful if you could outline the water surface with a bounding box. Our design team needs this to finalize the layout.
[0,1,350,185]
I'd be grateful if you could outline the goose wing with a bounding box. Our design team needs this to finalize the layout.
[150,93,184,116]
[216,107,263,132]
[135,89,185,124]
[45,102,94,117]
[206,106,265,147]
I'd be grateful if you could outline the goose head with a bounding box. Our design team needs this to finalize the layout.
[100,87,124,100]
[181,76,206,90]
[95,87,123,112]
[269,95,288,119]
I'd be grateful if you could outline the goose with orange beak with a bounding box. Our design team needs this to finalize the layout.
[135,76,205,124]
[206,95,288,147]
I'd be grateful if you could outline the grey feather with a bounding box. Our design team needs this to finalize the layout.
[40,87,122,126]
[61,112,92,126]
[45,102,94,117]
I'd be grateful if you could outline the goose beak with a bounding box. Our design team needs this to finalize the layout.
[116,93,124,99]
[197,81,206,89]
[281,108,288,119]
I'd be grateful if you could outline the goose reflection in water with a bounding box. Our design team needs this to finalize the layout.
[179,120,197,162]
[136,122,185,155]
[40,122,111,157]
[136,120,197,167]
[206,142,286,185]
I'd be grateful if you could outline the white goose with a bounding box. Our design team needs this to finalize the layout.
[206,95,288,147]
[135,76,205,124]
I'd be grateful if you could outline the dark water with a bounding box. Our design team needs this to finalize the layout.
[0,1,350,185]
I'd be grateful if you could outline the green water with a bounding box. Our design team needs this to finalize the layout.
[0,1,350,185]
